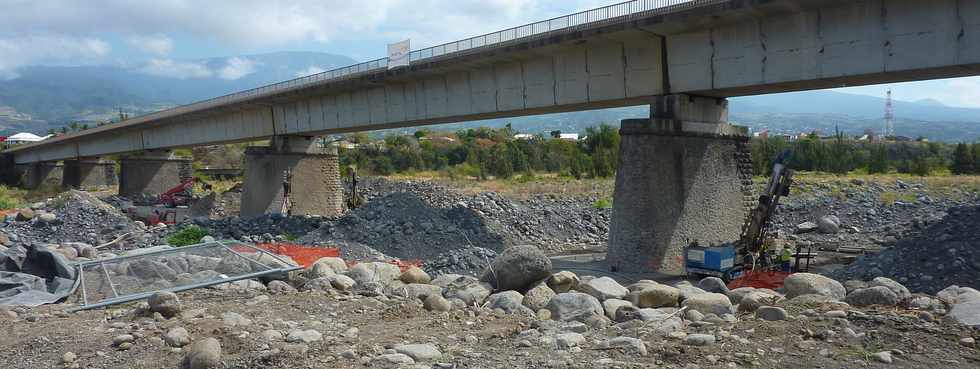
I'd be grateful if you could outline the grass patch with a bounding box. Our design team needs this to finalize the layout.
[167,225,209,247]
[283,233,299,241]
[592,197,613,209]
[0,185,25,210]
[879,191,917,205]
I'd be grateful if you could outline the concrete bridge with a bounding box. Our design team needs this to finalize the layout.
[5,0,980,273]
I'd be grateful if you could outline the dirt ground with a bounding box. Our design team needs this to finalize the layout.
[1,285,977,369]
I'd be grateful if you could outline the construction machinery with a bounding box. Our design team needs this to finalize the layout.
[158,177,212,207]
[684,150,803,283]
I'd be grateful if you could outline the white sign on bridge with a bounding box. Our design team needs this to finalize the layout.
[388,39,410,69]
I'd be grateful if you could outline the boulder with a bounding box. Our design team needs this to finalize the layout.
[300,277,335,292]
[394,343,442,361]
[697,277,729,294]
[349,262,401,285]
[845,286,900,306]
[602,299,633,320]
[626,280,660,293]
[868,277,911,300]
[482,245,552,291]
[783,273,846,300]
[755,306,788,321]
[577,276,628,301]
[547,271,580,293]
[444,279,492,306]
[179,338,222,369]
[16,209,35,221]
[628,284,680,308]
[737,291,785,313]
[795,221,818,233]
[164,327,191,347]
[326,274,356,291]
[267,280,297,294]
[400,267,431,284]
[147,291,181,318]
[486,291,531,314]
[597,337,648,356]
[673,282,707,302]
[843,280,868,294]
[423,294,452,312]
[817,215,840,234]
[523,282,556,311]
[310,257,348,274]
[422,295,453,311]
[726,287,757,305]
[38,213,57,224]
[546,292,604,322]
[431,274,464,288]
[940,286,980,327]
[394,283,443,300]
[285,329,323,343]
[681,293,733,316]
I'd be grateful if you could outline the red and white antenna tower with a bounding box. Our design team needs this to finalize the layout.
[883,89,895,138]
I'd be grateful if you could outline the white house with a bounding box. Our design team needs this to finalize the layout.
[5,132,51,144]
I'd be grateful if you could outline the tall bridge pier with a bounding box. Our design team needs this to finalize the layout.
[608,94,753,274]
[240,136,344,217]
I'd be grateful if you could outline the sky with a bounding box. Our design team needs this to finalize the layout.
[1,0,980,108]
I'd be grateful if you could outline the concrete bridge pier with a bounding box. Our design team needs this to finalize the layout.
[119,150,192,197]
[240,136,344,217]
[62,158,117,189]
[21,161,64,190]
[607,94,754,274]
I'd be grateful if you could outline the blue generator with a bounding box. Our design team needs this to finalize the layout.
[684,242,741,281]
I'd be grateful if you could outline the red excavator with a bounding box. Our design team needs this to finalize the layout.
[158,177,212,207]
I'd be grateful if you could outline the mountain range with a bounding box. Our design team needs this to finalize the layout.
[2,51,980,142]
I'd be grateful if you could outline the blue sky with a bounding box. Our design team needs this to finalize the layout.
[2,0,979,108]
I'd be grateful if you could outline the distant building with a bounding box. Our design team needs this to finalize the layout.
[419,136,456,143]
[5,132,51,144]
[513,133,534,140]
[558,133,579,141]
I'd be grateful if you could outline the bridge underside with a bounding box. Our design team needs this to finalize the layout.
[10,0,980,164]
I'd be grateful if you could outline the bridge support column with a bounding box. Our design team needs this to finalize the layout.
[21,161,64,190]
[63,158,117,189]
[240,136,344,217]
[119,151,192,197]
[607,94,754,274]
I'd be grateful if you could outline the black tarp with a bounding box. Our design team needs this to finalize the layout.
[0,245,77,306]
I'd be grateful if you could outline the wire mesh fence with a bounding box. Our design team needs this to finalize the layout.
[70,240,300,311]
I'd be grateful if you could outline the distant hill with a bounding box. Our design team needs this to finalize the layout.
[0,51,356,126]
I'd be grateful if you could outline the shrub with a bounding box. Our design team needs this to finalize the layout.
[592,197,613,209]
[167,225,209,247]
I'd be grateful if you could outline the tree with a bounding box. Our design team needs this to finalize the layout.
[952,143,975,175]
[867,144,889,174]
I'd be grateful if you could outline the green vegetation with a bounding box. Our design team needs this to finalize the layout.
[167,225,209,247]
[340,124,620,180]
[592,197,613,209]
[751,134,979,177]
[0,185,23,210]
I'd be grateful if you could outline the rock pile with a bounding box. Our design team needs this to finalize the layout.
[830,205,980,294]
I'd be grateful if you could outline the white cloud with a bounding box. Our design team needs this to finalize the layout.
[0,0,603,50]
[218,57,258,80]
[139,58,213,79]
[128,35,174,56]
[294,66,327,77]
[0,36,110,79]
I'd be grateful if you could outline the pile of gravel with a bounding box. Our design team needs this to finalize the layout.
[355,178,610,252]
[1,190,148,247]
[300,192,508,261]
[772,179,979,249]
[829,205,980,294]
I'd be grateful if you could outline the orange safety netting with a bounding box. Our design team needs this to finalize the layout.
[252,243,340,268]
[727,270,792,290]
